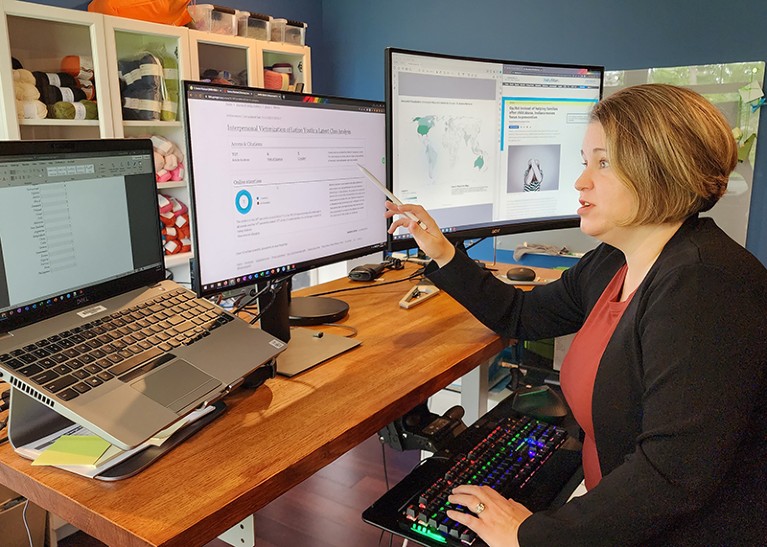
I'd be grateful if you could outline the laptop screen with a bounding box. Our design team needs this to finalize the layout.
[0,139,165,333]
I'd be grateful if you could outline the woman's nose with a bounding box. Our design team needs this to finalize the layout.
[574,169,591,191]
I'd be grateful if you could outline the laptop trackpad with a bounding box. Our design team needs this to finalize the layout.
[130,358,222,413]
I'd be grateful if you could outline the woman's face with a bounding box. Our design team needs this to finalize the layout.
[575,122,638,245]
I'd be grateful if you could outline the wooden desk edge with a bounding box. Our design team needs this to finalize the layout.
[0,262,537,546]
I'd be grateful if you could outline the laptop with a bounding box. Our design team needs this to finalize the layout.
[0,139,286,451]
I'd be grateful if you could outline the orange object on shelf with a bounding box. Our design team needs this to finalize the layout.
[87,0,193,26]
[263,69,289,91]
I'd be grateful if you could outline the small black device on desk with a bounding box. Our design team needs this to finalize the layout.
[363,394,582,546]
[506,266,537,281]
[348,262,386,281]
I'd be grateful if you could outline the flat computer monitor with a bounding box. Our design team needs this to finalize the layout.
[182,82,387,374]
[386,48,604,251]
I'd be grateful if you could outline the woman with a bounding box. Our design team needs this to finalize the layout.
[385,84,767,546]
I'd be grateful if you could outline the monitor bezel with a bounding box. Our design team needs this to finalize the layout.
[384,47,604,251]
[182,81,389,299]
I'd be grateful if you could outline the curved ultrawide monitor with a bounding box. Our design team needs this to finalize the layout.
[386,48,604,251]
[183,82,388,298]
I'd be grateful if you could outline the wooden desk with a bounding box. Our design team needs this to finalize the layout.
[0,263,555,547]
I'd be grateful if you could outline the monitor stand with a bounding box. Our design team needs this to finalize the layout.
[275,327,360,377]
[257,278,360,376]
[289,296,349,326]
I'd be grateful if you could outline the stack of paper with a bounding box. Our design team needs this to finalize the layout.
[17,405,216,478]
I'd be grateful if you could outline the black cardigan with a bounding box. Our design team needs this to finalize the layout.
[427,216,767,546]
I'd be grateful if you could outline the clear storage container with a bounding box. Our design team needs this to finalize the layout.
[284,20,307,46]
[270,18,286,42]
[187,4,237,35]
[237,11,272,41]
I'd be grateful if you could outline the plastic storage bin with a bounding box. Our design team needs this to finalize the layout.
[237,11,272,41]
[187,4,237,35]
[284,19,307,46]
[270,18,286,42]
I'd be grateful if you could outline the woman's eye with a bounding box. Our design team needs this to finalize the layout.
[599,159,610,168]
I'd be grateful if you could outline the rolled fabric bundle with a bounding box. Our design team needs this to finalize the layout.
[38,83,86,105]
[263,69,289,91]
[148,46,179,121]
[160,210,176,226]
[47,100,98,120]
[12,57,22,70]
[119,53,163,120]
[174,213,189,231]
[201,68,219,81]
[61,55,94,81]
[154,151,165,172]
[32,71,77,90]
[118,53,162,90]
[77,79,96,100]
[121,85,161,120]
[14,99,23,121]
[14,81,39,101]
[21,99,47,119]
[16,69,35,85]
[169,196,187,216]
[164,238,182,255]
[150,135,185,164]
[158,194,172,214]
[163,153,178,171]
[151,134,173,154]
[169,163,184,182]
[178,226,191,240]
[156,169,172,182]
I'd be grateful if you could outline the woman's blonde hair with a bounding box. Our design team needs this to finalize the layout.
[590,83,737,225]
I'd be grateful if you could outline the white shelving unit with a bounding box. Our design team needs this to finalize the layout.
[0,0,114,140]
[257,40,312,91]
[0,6,314,543]
[102,14,195,279]
[0,0,312,282]
[188,29,257,85]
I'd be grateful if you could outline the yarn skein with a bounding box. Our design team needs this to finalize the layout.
[38,83,87,105]
[47,100,98,120]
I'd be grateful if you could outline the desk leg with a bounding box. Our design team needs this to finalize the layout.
[459,359,490,424]
[218,514,255,546]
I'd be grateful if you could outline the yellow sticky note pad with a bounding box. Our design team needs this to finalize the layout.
[32,435,111,467]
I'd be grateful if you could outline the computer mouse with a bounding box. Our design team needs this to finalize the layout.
[511,385,569,424]
[506,266,537,282]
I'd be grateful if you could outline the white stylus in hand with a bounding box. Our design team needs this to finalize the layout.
[357,164,428,230]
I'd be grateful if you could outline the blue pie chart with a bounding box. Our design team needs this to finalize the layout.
[235,189,253,214]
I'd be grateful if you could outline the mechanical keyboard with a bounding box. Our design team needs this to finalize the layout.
[0,288,233,402]
[363,396,582,546]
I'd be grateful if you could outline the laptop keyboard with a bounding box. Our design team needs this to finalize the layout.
[0,288,233,402]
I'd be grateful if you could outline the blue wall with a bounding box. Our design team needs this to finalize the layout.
[24,0,767,264]
[314,0,767,265]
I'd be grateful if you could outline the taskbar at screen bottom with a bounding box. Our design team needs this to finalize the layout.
[200,265,298,295]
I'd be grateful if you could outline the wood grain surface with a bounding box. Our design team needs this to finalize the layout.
[0,262,556,546]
